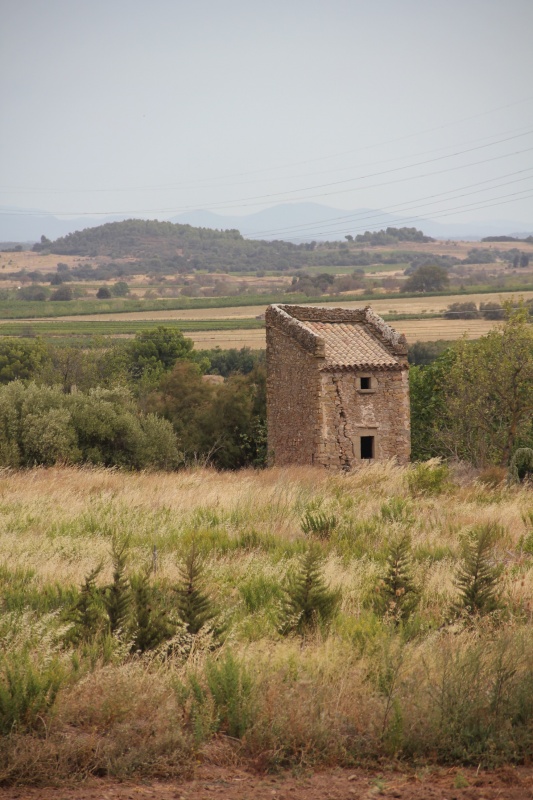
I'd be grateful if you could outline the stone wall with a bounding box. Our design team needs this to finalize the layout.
[266,323,322,466]
[317,368,410,468]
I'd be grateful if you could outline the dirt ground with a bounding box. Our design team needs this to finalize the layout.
[1,765,532,800]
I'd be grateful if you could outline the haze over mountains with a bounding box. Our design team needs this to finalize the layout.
[1,202,531,244]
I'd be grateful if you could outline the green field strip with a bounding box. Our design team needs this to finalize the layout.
[0,318,265,337]
[2,283,533,320]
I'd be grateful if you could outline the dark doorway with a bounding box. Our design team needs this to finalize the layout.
[360,436,374,459]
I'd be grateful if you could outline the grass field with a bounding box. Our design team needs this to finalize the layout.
[1,462,533,783]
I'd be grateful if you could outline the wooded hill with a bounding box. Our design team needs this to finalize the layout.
[31,220,429,278]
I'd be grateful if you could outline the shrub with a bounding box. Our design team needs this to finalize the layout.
[508,447,533,484]
[205,652,255,739]
[407,461,450,496]
[279,547,340,635]
[373,535,419,623]
[452,524,504,617]
[0,652,63,735]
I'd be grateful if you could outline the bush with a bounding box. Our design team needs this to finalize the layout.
[407,461,450,496]
[0,383,180,470]
[0,652,64,735]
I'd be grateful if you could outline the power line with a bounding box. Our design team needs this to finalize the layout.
[3,141,533,219]
[245,169,533,238]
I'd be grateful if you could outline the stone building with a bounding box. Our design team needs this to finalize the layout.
[265,304,410,468]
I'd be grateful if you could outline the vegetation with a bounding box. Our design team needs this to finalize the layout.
[0,463,532,782]
[352,226,434,244]
[409,305,533,466]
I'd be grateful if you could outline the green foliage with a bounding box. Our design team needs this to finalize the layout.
[407,461,450,496]
[452,525,504,617]
[0,652,64,735]
[508,447,533,484]
[66,563,104,644]
[444,302,479,320]
[0,382,180,469]
[300,510,338,539]
[96,286,112,299]
[149,360,266,469]
[280,547,340,635]
[403,264,449,293]
[205,652,255,739]
[407,339,452,366]
[130,571,174,653]
[434,306,533,465]
[50,285,73,301]
[127,326,194,383]
[174,545,217,635]
[103,540,131,634]
[354,227,434,245]
[0,337,50,384]
[373,536,419,623]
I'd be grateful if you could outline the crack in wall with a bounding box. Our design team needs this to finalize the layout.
[333,377,355,467]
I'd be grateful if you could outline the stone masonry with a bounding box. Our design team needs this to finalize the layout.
[265,304,410,468]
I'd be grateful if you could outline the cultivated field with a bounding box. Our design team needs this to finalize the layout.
[1,462,533,789]
[1,289,527,348]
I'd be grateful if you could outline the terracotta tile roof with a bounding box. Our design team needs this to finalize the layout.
[303,320,400,369]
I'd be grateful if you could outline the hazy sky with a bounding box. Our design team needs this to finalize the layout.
[1,0,532,236]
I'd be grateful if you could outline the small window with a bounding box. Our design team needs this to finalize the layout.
[360,436,374,460]
[360,376,371,390]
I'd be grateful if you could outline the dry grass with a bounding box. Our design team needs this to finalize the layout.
[1,463,533,783]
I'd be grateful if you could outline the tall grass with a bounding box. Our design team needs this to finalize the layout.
[0,462,532,782]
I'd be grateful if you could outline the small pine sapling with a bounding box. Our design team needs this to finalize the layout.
[130,571,175,653]
[66,562,104,643]
[373,535,419,623]
[452,524,504,617]
[103,539,132,634]
[280,546,340,635]
[300,510,338,539]
[174,544,217,635]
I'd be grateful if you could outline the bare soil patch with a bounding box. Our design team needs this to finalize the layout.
[1,765,531,800]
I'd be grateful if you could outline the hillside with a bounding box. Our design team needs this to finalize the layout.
[31,219,433,277]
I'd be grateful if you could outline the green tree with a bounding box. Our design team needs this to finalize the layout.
[403,264,449,292]
[127,326,194,383]
[0,338,49,384]
[96,286,112,299]
[50,285,73,301]
[437,305,533,465]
